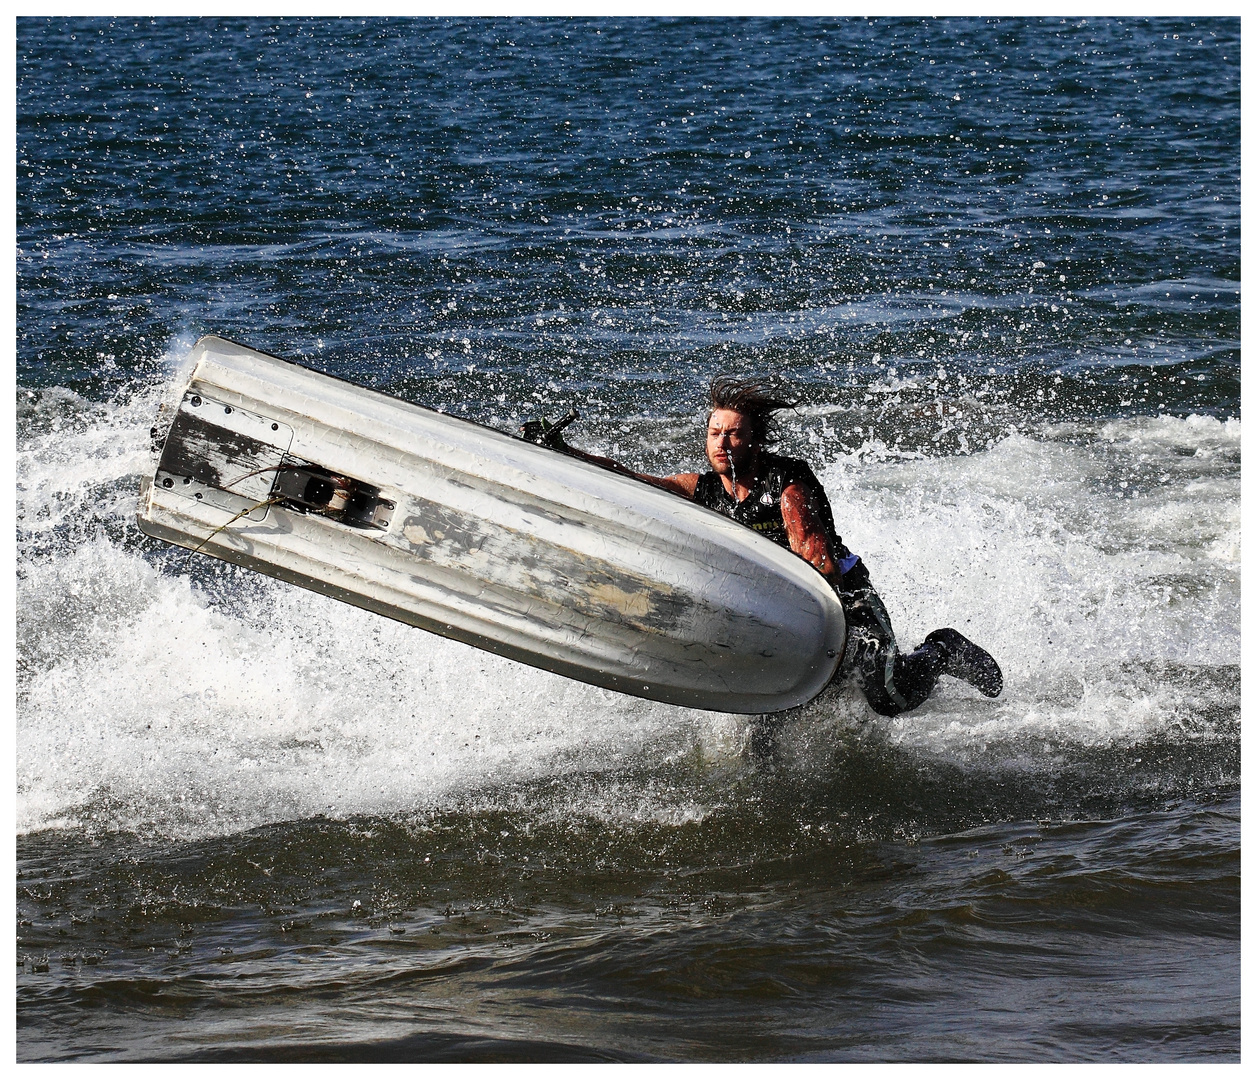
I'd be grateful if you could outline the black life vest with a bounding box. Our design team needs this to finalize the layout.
[691,453,861,579]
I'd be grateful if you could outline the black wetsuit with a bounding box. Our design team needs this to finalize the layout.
[692,454,946,717]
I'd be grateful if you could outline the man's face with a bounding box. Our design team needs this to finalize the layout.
[706,408,758,477]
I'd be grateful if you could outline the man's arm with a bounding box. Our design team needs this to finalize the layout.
[648,472,700,498]
[560,445,699,499]
[780,481,841,586]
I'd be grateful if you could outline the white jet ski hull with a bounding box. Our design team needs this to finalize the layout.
[136,336,846,713]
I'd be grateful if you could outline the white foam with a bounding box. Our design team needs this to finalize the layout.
[16,357,1240,838]
[819,414,1239,752]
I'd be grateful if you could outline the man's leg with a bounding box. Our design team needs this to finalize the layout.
[842,585,946,717]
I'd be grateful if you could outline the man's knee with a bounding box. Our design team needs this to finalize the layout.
[853,642,939,718]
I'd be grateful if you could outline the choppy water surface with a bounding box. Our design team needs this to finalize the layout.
[16,17,1239,1062]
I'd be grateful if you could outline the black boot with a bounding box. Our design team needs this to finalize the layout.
[923,628,1003,698]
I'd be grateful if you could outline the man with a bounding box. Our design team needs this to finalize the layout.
[525,376,1002,717]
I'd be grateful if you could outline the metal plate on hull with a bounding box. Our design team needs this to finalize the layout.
[154,393,293,521]
[137,336,845,714]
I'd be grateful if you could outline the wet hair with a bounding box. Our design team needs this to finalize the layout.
[707,376,797,446]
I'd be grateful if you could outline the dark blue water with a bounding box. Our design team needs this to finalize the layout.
[17,17,1239,1062]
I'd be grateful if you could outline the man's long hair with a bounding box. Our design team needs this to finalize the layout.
[708,376,797,446]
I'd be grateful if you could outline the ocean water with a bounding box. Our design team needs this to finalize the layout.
[15,17,1239,1062]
